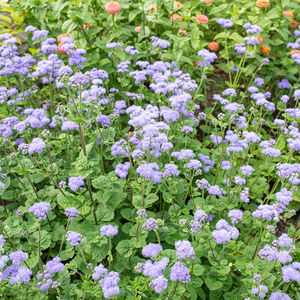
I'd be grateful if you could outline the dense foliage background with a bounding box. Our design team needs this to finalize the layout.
[0,0,299,299]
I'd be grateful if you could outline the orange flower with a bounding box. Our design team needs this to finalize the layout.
[195,14,208,24]
[58,42,67,55]
[135,26,142,32]
[170,14,183,22]
[149,6,157,12]
[256,0,269,8]
[83,24,93,31]
[208,42,219,51]
[176,1,183,9]
[289,20,298,28]
[105,1,121,15]
[200,0,213,3]
[194,61,201,67]
[57,34,70,43]
[282,10,294,19]
[179,29,188,37]
[258,36,263,43]
[260,45,271,55]
[291,49,300,55]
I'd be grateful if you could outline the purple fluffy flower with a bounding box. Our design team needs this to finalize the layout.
[216,18,233,28]
[228,209,243,224]
[143,218,158,231]
[29,202,51,221]
[92,264,108,280]
[9,251,28,265]
[175,240,195,260]
[0,234,5,247]
[68,176,85,191]
[64,207,79,221]
[282,263,300,282]
[269,291,291,300]
[99,271,120,299]
[115,162,131,179]
[151,36,170,49]
[27,138,46,155]
[149,275,168,293]
[100,225,118,237]
[66,231,82,246]
[96,115,110,127]
[46,257,64,273]
[61,121,79,131]
[142,243,163,258]
[170,261,190,283]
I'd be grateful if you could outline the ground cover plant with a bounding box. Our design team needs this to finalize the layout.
[0,0,299,299]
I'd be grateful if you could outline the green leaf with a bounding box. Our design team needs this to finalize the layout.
[205,277,223,290]
[62,20,77,33]
[193,264,205,276]
[116,240,133,258]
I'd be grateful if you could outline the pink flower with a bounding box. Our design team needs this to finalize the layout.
[195,14,208,24]
[105,1,121,15]
[135,26,142,32]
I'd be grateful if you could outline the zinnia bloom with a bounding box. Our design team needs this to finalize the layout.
[176,1,183,9]
[170,14,183,22]
[196,15,208,24]
[194,61,201,67]
[291,49,300,55]
[256,0,269,8]
[200,0,213,3]
[58,42,67,55]
[149,6,157,12]
[260,45,271,55]
[289,20,298,28]
[208,42,219,51]
[135,26,142,32]
[83,24,93,30]
[179,29,188,37]
[57,34,70,43]
[105,1,121,15]
[258,36,263,43]
[282,11,294,19]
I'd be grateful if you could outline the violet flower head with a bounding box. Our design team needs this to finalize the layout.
[66,231,82,246]
[137,209,147,219]
[99,271,120,299]
[197,49,217,67]
[45,257,64,273]
[175,240,195,260]
[151,36,170,49]
[92,264,108,280]
[64,207,79,221]
[228,209,243,224]
[0,234,5,247]
[96,115,110,128]
[269,291,291,300]
[68,176,85,191]
[170,261,190,283]
[282,262,300,282]
[100,225,118,237]
[27,138,46,155]
[143,218,159,231]
[149,275,168,293]
[142,243,163,258]
[29,202,51,221]
[216,18,233,28]
[277,233,293,248]
[9,250,28,265]
[115,162,131,179]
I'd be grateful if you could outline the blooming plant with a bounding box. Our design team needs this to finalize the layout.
[0,0,299,299]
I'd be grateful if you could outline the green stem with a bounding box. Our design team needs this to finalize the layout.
[58,220,70,256]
